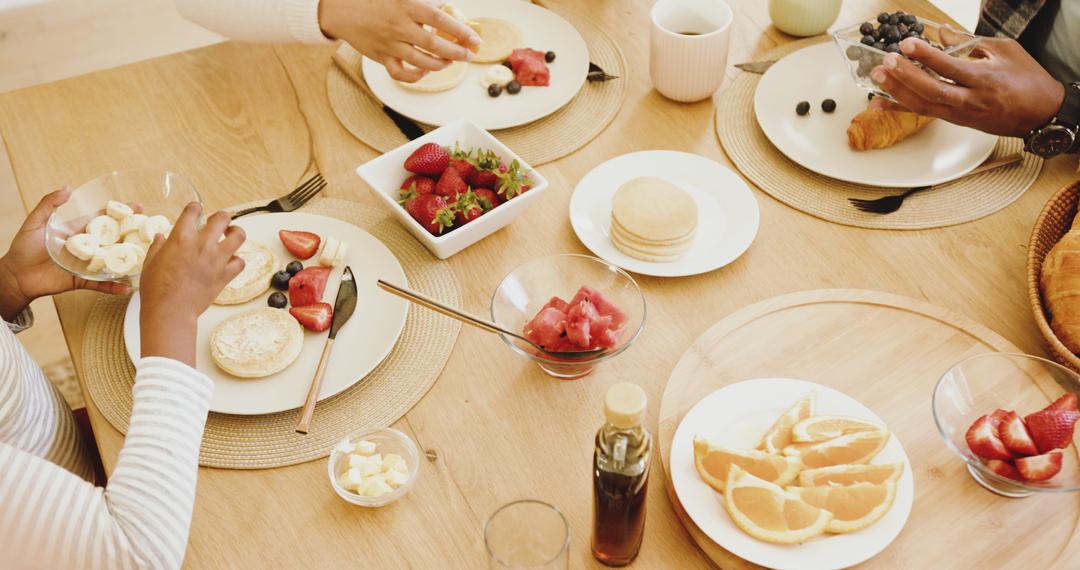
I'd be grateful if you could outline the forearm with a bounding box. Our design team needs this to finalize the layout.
[141,307,198,368]
[174,0,331,44]
[0,256,30,322]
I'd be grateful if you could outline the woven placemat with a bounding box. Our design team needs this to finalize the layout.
[81,198,462,469]
[716,37,1043,230]
[327,14,627,166]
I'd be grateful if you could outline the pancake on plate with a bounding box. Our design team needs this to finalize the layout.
[396,60,470,92]
[472,18,522,63]
[210,307,304,378]
[610,177,699,262]
[214,240,277,305]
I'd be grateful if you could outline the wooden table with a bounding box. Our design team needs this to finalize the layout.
[2,0,1077,567]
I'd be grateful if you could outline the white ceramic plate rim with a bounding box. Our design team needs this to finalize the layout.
[670,378,915,570]
[753,42,997,188]
[362,0,589,130]
[569,150,760,278]
[123,212,408,415]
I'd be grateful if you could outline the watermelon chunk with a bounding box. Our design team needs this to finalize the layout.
[523,307,567,349]
[570,285,627,329]
[566,299,600,347]
[509,48,550,86]
[541,296,569,313]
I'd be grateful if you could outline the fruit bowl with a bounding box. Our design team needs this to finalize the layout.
[490,254,645,379]
[44,170,202,286]
[327,427,420,507]
[355,119,549,259]
[933,352,1080,497]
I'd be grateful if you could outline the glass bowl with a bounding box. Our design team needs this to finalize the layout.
[933,353,1080,498]
[490,254,646,379]
[832,18,979,101]
[327,427,420,507]
[44,170,202,286]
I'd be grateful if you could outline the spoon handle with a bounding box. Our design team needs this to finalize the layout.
[377,279,526,342]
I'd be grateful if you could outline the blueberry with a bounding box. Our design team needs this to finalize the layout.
[501,60,512,70]
[888,13,901,25]
[884,43,901,53]
[821,99,836,113]
[904,31,922,40]
[882,28,901,44]
[897,24,909,36]
[846,45,863,60]
[912,22,924,34]
[860,34,875,46]
[267,291,288,309]
[870,28,881,40]
[544,50,556,63]
[271,270,291,291]
[487,83,502,97]
[868,92,875,101]
[873,41,886,51]
[506,80,522,95]
[902,14,917,26]
[876,12,890,24]
[286,261,303,275]
[859,22,874,35]
[795,101,810,116]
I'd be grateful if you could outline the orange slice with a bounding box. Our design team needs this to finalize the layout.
[790,415,884,443]
[694,437,801,493]
[798,463,904,487]
[755,392,816,454]
[724,465,833,544]
[782,430,890,469]
[786,482,897,533]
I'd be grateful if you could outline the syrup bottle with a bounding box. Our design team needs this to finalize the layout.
[592,383,651,567]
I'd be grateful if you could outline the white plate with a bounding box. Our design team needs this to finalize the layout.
[362,0,589,130]
[123,212,409,415]
[670,378,914,570]
[753,42,997,188]
[569,151,759,278]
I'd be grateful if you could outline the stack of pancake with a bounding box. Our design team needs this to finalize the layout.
[610,177,698,262]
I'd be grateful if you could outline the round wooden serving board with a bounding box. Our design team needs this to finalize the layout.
[658,289,1080,569]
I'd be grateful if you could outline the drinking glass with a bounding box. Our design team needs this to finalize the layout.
[485,500,570,569]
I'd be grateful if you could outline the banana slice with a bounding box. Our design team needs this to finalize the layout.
[87,215,120,246]
[103,243,143,276]
[319,237,340,267]
[119,213,147,238]
[106,200,134,220]
[86,248,108,272]
[65,233,100,261]
[123,232,147,246]
[138,214,171,243]
[334,241,349,265]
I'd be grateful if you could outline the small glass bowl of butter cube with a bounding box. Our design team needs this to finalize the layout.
[44,170,202,286]
[328,427,420,507]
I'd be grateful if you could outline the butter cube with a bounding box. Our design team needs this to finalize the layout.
[354,440,378,455]
[348,454,368,468]
[383,453,408,474]
[340,467,364,491]
[363,478,394,498]
[360,453,383,477]
[385,469,410,488]
[335,440,354,454]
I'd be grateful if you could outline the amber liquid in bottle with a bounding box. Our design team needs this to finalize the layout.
[592,421,651,566]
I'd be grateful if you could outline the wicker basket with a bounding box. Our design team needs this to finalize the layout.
[1027,181,1080,373]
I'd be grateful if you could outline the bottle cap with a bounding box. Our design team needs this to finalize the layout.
[604,383,647,429]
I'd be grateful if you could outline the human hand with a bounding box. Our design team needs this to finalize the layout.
[0,186,132,322]
[319,0,481,82]
[139,203,245,366]
[871,35,1065,137]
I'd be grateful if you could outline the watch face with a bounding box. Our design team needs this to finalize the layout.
[1032,125,1076,157]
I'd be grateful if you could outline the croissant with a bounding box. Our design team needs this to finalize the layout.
[846,108,935,150]
[1042,216,1080,354]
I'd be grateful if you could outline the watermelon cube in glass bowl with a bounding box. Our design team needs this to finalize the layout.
[355,119,549,259]
[491,254,646,379]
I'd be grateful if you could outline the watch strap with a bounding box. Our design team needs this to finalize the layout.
[1059,82,1080,129]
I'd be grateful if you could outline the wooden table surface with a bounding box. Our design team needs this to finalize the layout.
[2,0,1078,567]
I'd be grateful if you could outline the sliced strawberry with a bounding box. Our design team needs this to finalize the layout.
[289,302,333,332]
[985,459,1023,481]
[989,408,1011,428]
[279,230,321,260]
[403,142,449,176]
[400,175,435,196]
[1024,409,1080,453]
[1044,393,1080,412]
[288,266,331,307]
[435,166,469,200]
[966,415,1014,461]
[1015,450,1064,481]
[998,411,1039,456]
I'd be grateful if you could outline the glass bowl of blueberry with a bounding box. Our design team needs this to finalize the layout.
[833,10,979,101]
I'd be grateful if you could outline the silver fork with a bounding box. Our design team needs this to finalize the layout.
[231,173,326,218]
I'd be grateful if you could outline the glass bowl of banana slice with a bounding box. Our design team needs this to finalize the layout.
[44,170,202,285]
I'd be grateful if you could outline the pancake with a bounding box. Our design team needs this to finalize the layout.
[210,307,304,378]
[213,240,277,305]
[611,222,695,258]
[610,217,697,248]
[396,61,469,92]
[472,18,522,63]
[611,177,698,242]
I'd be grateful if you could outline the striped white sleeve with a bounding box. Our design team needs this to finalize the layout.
[174,0,333,44]
[0,357,213,570]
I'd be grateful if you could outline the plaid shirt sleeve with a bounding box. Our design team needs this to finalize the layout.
[976,0,1047,38]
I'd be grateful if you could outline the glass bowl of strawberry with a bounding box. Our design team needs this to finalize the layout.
[491,254,645,379]
[933,353,1080,497]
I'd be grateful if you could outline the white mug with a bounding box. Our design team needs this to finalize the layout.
[650,0,733,103]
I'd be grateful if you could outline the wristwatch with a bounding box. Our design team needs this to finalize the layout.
[1025,81,1080,158]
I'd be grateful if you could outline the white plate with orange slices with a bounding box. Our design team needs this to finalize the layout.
[669,378,914,570]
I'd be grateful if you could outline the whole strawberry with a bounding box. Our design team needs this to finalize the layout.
[400,175,435,196]
[473,188,502,211]
[404,143,449,176]
[455,190,484,225]
[406,193,456,235]
[448,143,476,180]
[467,149,502,189]
[435,166,469,200]
[497,159,533,200]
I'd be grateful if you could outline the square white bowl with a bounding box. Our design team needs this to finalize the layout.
[355,119,549,259]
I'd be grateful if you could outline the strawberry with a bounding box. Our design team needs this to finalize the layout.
[998,411,1039,456]
[448,143,476,180]
[473,188,502,211]
[1044,393,1080,412]
[435,166,469,200]
[454,190,484,225]
[408,193,456,235]
[496,159,532,200]
[985,459,1023,481]
[288,266,331,307]
[990,408,1011,427]
[278,230,321,260]
[1023,409,1080,453]
[400,175,435,196]
[403,142,449,176]
[1015,450,1064,481]
[467,149,501,189]
[289,302,333,332]
[965,415,1013,461]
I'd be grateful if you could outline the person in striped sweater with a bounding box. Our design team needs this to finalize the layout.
[0,189,245,569]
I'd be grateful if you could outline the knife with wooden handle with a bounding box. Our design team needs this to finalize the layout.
[330,52,426,141]
[296,266,358,434]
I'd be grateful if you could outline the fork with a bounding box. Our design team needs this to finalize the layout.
[848,153,1024,214]
[231,173,326,218]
